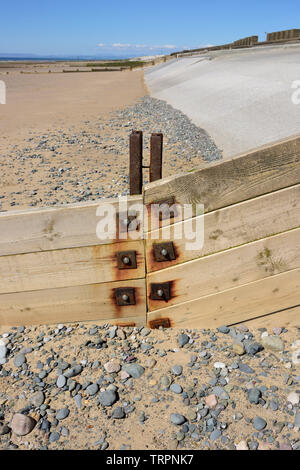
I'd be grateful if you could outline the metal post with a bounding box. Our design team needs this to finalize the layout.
[129,131,143,195]
[150,133,163,182]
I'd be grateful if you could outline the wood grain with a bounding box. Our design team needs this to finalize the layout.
[144,135,300,230]
[147,268,300,329]
[0,278,146,327]
[0,240,145,294]
[147,228,300,311]
[146,184,300,272]
[0,195,143,256]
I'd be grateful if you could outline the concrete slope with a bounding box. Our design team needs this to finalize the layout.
[145,45,300,157]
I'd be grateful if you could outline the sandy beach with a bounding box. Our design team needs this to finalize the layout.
[0,63,221,211]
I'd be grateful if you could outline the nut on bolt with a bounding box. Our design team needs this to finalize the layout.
[116,251,137,269]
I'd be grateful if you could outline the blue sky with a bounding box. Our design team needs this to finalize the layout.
[1,0,300,57]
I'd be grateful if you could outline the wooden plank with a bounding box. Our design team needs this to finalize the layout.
[144,134,300,230]
[0,240,145,294]
[0,195,143,256]
[146,184,300,272]
[147,228,300,311]
[147,268,300,329]
[232,305,300,329]
[0,279,146,327]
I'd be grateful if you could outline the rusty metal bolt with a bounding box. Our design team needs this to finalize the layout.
[122,294,129,302]
[122,256,130,265]
[157,289,164,298]
[161,248,168,257]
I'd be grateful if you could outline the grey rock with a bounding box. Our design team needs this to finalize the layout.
[49,431,60,443]
[56,375,67,388]
[178,334,189,347]
[210,429,222,441]
[218,326,230,334]
[170,384,183,394]
[170,414,186,425]
[253,417,267,431]
[248,388,261,404]
[244,341,264,356]
[31,391,45,407]
[0,346,7,359]
[63,365,82,378]
[122,364,145,379]
[295,412,300,427]
[172,365,183,376]
[112,407,125,419]
[56,407,70,420]
[212,386,229,400]
[98,390,118,407]
[238,363,255,374]
[86,383,99,396]
[14,354,26,367]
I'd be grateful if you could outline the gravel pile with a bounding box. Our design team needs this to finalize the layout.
[0,96,222,212]
[0,322,299,450]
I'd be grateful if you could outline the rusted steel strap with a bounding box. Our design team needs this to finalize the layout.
[129,130,143,195]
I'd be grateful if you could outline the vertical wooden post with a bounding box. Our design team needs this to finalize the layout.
[150,133,163,182]
[130,131,143,195]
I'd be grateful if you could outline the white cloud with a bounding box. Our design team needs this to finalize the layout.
[97,43,105,47]
[112,43,132,48]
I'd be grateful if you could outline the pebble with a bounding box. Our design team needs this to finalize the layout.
[104,360,121,373]
[56,408,70,420]
[14,354,26,367]
[30,391,45,407]
[205,395,218,408]
[122,364,145,379]
[210,429,222,441]
[170,414,186,425]
[253,417,267,431]
[236,440,249,450]
[86,383,99,396]
[287,392,299,405]
[98,390,118,407]
[112,407,125,419]
[247,388,261,404]
[56,375,67,388]
[178,334,189,347]
[11,413,36,436]
[170,384,182,394]
[172,365,183,376]
[261,335,284,352]
[232,343,245,355]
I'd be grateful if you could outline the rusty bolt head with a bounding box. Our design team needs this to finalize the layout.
[116,251,137,270]
[161,248,168,257]
[157,289,164,297]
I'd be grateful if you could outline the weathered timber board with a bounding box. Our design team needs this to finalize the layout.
[0,195,143,256]
[146,184,300,272]
[147,268,300,329]
[147,228,300,311]
[0,240,145,294]
[233,305,300,329]
[144,135,300,230]
[0,279,146,327]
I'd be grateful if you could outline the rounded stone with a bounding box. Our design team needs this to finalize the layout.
[178,334,189,347]
[11,413,36,436]
[170,414,186,425]
[122,364,145,379]
[172,365,183,376]
[30,391,45,407]
[56,407,70,420]
[247,388,261,404]
[98,390,118,407]
[261,335,284,352]
[86,383,99,396]
[112,407,125,419]
[56,375,67,388]
[253,417,267,431]
[14,354,26,367]
[170,384,183,394]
